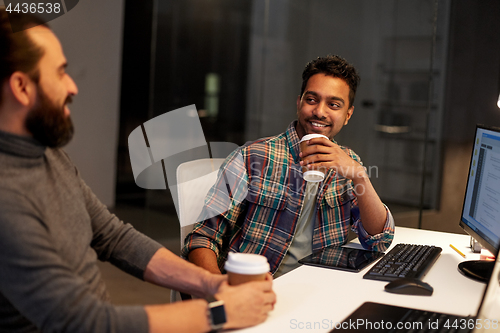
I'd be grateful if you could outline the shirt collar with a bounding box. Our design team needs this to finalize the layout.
[286,121,301,164]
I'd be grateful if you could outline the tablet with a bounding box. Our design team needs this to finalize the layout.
[298,246,385,272]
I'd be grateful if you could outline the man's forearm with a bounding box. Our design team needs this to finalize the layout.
[144,248,220,298]
[146,276,277,333]
[352,173,387,235]
[188,248,222,274]
[146,300,211,333]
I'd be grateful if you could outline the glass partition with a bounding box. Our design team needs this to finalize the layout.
[117,0,452,240]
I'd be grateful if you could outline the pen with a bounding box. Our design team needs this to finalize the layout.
[450,244,466,258]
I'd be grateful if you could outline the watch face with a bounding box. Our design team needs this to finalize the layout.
[210,304,226,325]
[208,299,227,329]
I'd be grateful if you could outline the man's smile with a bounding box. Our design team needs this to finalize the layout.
[311,121,328,128]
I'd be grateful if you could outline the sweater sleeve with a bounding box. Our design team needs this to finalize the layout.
[0,189,151,333]
[78,175,163,280]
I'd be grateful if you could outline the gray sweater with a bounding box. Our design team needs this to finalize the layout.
[0,130,163,332]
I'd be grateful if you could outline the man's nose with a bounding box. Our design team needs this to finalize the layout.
[66,74,78,96]
[312,101,327,119]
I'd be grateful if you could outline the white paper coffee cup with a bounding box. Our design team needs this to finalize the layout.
[224,253,270,285]
[299,134,329,182]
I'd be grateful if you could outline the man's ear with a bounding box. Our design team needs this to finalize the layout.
[344,106,354,125]
[8,72,36,107]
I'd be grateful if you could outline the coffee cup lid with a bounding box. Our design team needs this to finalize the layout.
[299,134,329,143]
[224,253,270,275]
[303,170,325,182]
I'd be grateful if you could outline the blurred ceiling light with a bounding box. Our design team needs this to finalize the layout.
[497,93,500,109]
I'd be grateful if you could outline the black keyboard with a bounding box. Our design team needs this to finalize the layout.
[363,244,442,282]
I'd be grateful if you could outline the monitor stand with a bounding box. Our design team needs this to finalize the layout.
[458,260,495,283]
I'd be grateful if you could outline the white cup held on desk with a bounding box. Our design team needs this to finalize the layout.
[299,133,329,182]
[224,253,270,285]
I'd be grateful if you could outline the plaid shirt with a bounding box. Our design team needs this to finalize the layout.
[182,121,394,274]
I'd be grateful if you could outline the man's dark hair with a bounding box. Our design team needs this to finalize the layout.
[300,55,360,108]
[0,8,47,105]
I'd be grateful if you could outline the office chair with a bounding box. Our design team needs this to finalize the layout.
[170,158,225,302]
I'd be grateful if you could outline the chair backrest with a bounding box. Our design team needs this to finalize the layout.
[176,158,225,248]
[171,158,224,303]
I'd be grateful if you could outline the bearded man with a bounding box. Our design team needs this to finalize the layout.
[0,9,275,333]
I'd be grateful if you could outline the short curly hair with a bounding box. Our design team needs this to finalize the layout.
[300,55,360,108]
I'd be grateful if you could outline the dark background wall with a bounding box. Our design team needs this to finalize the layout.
[443,0,500,143]
[396,0,500,232]
[115,0,500,235]
[14,0,496,235]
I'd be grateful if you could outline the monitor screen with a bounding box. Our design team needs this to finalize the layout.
[460,125,500,255]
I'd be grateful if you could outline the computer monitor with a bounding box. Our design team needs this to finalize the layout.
[459,124,500,282]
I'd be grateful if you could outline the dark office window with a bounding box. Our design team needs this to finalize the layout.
[116,0,251,230]
[116,0,500,237]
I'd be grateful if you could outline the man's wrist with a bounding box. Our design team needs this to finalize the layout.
[350,165,369,183]
[206,295,227,332]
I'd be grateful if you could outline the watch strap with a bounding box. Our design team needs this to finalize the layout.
[207,295,226,331]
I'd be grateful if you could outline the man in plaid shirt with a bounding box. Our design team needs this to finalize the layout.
[182,55,394,277]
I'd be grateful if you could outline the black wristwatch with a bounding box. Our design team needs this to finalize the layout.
[207,295,226,332]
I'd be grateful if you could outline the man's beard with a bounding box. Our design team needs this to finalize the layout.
[25,85,74,148]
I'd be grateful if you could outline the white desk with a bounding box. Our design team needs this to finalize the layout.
[237,227,487,333]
